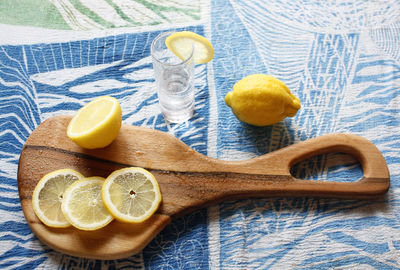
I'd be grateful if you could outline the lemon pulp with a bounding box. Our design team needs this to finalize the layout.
[102,167,162,223]
[61,177,113,231]
[32,169,84,228]
[67,96,122,149]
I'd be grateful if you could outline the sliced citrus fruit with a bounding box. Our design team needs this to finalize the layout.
[67,96,122,149]
[165,31,214,64]
[102,167,162,223]
[32,169,84,228]
[61,177,113,231]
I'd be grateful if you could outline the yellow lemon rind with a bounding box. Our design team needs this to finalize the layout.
[32,169,84,228]
[101,167,162,223]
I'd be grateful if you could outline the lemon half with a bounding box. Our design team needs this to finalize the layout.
[102,167,162,223]
[67,96,122,149]
[32,169,84,228]
[165,31,214,64]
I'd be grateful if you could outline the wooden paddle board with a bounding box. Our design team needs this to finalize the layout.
[18,115,390,259]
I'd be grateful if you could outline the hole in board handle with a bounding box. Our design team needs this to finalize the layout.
[290,152,363,182]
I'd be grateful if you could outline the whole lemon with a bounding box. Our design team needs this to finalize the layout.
[225,74,301,126]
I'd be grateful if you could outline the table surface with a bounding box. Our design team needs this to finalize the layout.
[1,0,399,269]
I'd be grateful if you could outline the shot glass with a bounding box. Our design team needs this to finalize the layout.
[151,32,195,123]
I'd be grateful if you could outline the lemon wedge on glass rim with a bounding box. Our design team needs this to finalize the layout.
[67,96,122,149]
[32,169,84,228]
[165,31,214,64]
[102,167,162,223]
[61,177,113,231]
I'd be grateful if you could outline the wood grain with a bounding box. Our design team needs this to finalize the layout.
[18,115,390,259]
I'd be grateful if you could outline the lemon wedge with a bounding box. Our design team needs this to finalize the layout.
[67,96,122,149]
[101,167,162,223]
[61,177,114,231]
[32,169,83,228]
[165,31,214,64]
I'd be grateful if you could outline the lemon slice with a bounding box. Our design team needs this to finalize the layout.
[61,177,113,231]
[102,167,162,223]
[165,31,214,64]
[67,96,122,149]
[32,169,84,228]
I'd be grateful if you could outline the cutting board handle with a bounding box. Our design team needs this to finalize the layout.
[236,133,386,175]
[194,133,390,204]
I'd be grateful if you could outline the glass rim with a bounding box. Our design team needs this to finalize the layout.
[150,31,194,67]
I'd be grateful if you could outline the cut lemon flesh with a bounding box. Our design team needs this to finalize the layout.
[165,31,214,64]
[67,96,122,149]
[61,177,113,231]
[102,167,162,223]
[32,169,84,228]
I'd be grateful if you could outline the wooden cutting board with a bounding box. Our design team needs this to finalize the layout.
[18,115,390,259]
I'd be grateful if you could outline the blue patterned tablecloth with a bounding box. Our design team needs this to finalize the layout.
[1,0,399,269]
